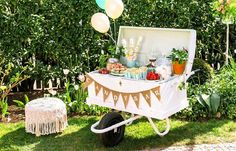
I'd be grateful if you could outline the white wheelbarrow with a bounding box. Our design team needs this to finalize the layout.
[86,26,197,147]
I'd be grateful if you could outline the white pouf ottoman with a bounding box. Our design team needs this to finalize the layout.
[25,97,68,136]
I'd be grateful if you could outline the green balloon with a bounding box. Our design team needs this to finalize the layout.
[96,0,106,10]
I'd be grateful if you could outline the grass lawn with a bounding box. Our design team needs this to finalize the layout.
[0,116,236,151]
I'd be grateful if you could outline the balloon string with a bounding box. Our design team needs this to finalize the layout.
[106,33,116,45]
[109,25,113,41]
[113,19,117,44]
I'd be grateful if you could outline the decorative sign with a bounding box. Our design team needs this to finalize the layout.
[83,74,161,109]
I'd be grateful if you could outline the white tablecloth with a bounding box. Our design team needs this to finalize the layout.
[86,72,188,120]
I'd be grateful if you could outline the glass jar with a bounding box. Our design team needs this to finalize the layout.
[146,57,157,73]
[156,55,172,79]
[106,58,118,71]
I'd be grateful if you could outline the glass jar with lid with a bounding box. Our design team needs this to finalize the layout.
[106,58,119,71]
[156,54,172,79]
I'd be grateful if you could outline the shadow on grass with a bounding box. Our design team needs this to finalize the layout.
[0,127,39,150]
[0,117,230,151]
[0,117,101,151]
[113,119,229,151]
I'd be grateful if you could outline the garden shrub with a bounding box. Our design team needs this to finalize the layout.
[188,58,214,85]
[0,53,30,120]
[174,84,209,121]
[213,61,236,119]
[57,81,109,115]
[176,59,236,120]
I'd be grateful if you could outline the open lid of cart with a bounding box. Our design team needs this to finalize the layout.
[117,26,197,74]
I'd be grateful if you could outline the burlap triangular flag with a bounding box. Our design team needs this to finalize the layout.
[103,87,111,101]
[151,86,161,101]
[141,90,151,107]
[121,93,129,108]
[82,75,93,90]
[112,91,120,106]
[94,82,102,96]
[131,93,140,108]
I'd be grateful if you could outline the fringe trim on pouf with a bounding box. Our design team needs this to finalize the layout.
[26,116,68,136]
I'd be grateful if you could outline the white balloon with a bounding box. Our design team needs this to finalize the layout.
[91,13,110,33]
[105,0,124,19]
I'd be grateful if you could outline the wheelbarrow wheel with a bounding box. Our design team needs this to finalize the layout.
[98,112,125,147]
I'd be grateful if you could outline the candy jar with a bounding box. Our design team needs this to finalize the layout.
[146,48,157,72]
[156,54,172,80]
[106,58,118,71]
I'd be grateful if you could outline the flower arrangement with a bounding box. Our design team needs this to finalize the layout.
[212,0,236,23]
[121,37,143,62]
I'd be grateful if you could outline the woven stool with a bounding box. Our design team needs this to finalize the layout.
[25,97,68,136]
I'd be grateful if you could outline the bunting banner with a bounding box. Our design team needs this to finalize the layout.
[112,91,120,106]
[121,93,130,108]
[82,74,161,108]
[103,87,111,101]
[151,86,161,101]
[95,82,102,95]
[131,93,140,108]
[141,90,151,107]
[82,75,93,90]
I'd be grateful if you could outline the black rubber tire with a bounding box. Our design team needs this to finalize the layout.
[98,112,125,147]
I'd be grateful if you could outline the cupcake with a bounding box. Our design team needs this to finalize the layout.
[139,67,148,79]
[125,69,132,79]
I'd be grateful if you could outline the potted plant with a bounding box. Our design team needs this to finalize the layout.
[212,0,236,64]
[212,0,236,24]
[169,48,188,75]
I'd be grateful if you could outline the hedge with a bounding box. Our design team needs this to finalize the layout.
[1,0,236,82]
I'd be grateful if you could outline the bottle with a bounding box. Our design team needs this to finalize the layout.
[106,58,118,71]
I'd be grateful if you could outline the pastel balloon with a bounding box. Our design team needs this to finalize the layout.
[91,13,110,33]
[105,0,124,19]
[96,0,106,9]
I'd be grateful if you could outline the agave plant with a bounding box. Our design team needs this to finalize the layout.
[197,93,221,115]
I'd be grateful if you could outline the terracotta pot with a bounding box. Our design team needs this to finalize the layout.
[172,61,186,75]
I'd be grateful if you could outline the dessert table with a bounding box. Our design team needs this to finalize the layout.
[85,26,197,147]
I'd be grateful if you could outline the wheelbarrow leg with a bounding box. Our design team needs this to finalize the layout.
[147,117,170,137]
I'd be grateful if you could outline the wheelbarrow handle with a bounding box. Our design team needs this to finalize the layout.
[185,69,200,80]
[193,69,201,72]
[91,115,142,134]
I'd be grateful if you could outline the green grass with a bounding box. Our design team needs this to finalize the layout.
[0,116,236,151]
